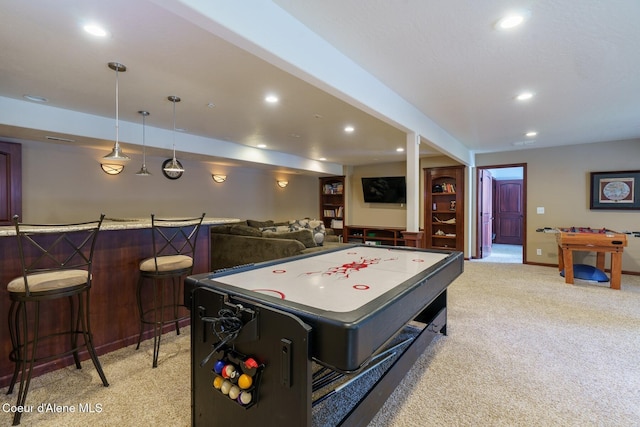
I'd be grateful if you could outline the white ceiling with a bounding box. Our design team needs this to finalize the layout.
[1,0,639,173]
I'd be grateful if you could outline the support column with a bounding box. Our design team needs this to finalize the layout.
[402,132,424,248]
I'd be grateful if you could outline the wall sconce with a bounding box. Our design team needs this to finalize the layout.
[212,174,227,183]
[277,180,289,188]
[101,163,125,175]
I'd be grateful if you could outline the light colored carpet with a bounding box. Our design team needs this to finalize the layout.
[369,262,640,427]
[2,261,639,426]
[0,329,191,427]
[475,244,522,263]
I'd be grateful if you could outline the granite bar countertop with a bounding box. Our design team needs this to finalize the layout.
[0,217,241,236]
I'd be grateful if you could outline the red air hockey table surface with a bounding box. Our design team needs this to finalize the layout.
[185,244,463,426]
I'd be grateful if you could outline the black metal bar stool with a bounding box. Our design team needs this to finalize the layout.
[136,213,205,367]
[6,214,109,425]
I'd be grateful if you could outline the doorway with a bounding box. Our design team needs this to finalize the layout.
[475,164,527,263]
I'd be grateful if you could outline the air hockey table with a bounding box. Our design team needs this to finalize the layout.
[185,244,464,426]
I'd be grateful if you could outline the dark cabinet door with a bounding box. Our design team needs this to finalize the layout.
[0,141,22,225]
[494,179,523,245]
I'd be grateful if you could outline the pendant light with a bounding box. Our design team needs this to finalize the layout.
[136,110,151,176]
[103,62,131,161]
[163,95,184,173]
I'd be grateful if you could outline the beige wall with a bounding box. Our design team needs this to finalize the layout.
[348,162,407,227]
[476,139,640,272]
[20,140,319,223]
[348,141,640,274]
[349,157,465,228]
[18,137,640,273]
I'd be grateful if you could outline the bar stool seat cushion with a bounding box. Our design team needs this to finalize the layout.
[7,270,89,293]
[139,255,193,273]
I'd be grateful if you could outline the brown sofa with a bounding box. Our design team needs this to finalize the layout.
[210,220,345,271]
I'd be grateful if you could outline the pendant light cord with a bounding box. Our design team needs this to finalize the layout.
[141,113,146,166]
[115,68,120,145]
[104,62,129,161]
[171,98,177,160]
[163,95,183,173]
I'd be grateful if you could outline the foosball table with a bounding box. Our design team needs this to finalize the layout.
[556,227,628,289]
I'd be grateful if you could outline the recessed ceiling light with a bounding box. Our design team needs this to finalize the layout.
[344,125,355,133]
[495,10,530,30]
[525,131,537,137]
[396,147,404,152]
[516,91,534,101]
[207,102,215,108]
[23,94,48,103]
[83,23,110,37]
[265,95,279,104]
[319,157,327,161]
[257,144,267,148]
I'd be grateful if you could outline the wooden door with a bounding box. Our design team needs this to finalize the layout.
[0,141,22,225]
[480,169,493,257]
[494,179,523,244]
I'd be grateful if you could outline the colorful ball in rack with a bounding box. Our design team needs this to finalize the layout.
[222,364,237,379]
[238,373,253,389]
[243,357,258,370]
[220,380,232,395]
[212,375,223,390]
[214,360,225,374]
[238,391,252,405]
[228,385,240,400]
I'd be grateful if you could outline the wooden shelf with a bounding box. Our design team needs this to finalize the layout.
[319,176,345,235]
[344,225,406,246]
[425,166,465,251]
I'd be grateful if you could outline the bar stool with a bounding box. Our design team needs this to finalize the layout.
[6,214,108,425]
[136,213,205,367]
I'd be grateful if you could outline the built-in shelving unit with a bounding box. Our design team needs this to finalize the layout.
[424,166,465,251]
[343,225,406,246]
[319,176,345,236]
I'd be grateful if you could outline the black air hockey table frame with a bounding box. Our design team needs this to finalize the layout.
[185,245,464,426]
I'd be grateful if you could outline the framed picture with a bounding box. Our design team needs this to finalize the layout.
[590,170,640,210]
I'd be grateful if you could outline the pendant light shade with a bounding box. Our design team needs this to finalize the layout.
[163,157,184,173]
[136,110,151,176]
[103,62,130,161]
[163,95,185,173]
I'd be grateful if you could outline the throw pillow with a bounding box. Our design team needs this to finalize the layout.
[263,229,317,248]
[229,224,263,237]
[307,220,326,245]
[289,219,326,245]
[259,225,290,233]
[247,219,275,229]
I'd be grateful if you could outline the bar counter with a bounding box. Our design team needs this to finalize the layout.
[0,217,239,387]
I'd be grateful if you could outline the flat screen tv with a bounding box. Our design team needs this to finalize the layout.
[361,176,406,204]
